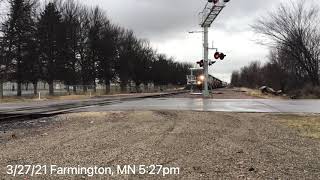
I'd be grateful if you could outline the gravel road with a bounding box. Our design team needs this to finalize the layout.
[1,111,320,179]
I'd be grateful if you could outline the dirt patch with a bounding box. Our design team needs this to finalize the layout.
[1,111,320,179]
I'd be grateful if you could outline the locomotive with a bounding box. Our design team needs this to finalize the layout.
[186,69,225,90]
[194,74,224,90]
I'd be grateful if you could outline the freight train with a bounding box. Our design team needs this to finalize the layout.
[194,74,224,90]
[186,69,226,90]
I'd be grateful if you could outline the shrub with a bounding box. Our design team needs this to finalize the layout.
[300,84,320,99]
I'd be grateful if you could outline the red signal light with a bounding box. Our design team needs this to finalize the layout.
[214,52,226,60]
[214,52,220,59]
[220,53,226,60]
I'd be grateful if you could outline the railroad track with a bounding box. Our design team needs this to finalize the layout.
[0,90,187,123]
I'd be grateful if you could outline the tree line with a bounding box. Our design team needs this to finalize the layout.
[0,0,191,97]
[231,1,320,94]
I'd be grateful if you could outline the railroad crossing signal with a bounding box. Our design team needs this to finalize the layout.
[214,52,226,60]
[198,0,230,97]
[197,60,204,67]
[208,0,230,4]
[220,53,226,60]
[209,60,216,66]
[198,59,216,67]
[208,0,219,3]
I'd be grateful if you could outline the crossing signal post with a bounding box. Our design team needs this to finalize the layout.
[198,0,230,97]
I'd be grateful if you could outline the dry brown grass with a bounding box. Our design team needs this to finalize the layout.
[0,96,36,103]
[0,93,97,103]
[240,87,269,99]
[0,92,165,103]
[0,95,92,103]
[46,94,92,100]
[240,87,287,99]
[276,115,320,139]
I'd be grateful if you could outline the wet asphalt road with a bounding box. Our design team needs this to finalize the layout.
[0,95,320,114]
[74,98,320,113]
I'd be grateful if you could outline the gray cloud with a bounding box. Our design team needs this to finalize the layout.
[81,0,288,46]
[81,0,310,82]
[87,0,280,38]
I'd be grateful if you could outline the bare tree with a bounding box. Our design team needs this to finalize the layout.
[230,71,240,87]
[77,6,91,93]
[252,1,320,86]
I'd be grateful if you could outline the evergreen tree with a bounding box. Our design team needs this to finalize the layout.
[96,23,119,94]
[60,0,81,93]
[0,0,193,97]
[77,7,91,93]
[117,30,138,92]
[37,2,64,95]
[87,7,104,92]
[3,0,38,96]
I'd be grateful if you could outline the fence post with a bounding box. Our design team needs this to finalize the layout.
[38,92,41,100]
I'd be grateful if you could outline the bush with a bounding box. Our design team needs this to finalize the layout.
[299,84,320,99]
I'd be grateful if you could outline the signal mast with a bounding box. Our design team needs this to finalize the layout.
[198,0,230,97]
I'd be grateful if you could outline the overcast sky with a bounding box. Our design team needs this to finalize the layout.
[80,0,305,82]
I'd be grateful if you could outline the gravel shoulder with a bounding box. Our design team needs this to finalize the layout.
[1,111,320,179]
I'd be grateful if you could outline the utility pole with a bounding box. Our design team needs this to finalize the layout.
[198,0,230,97]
